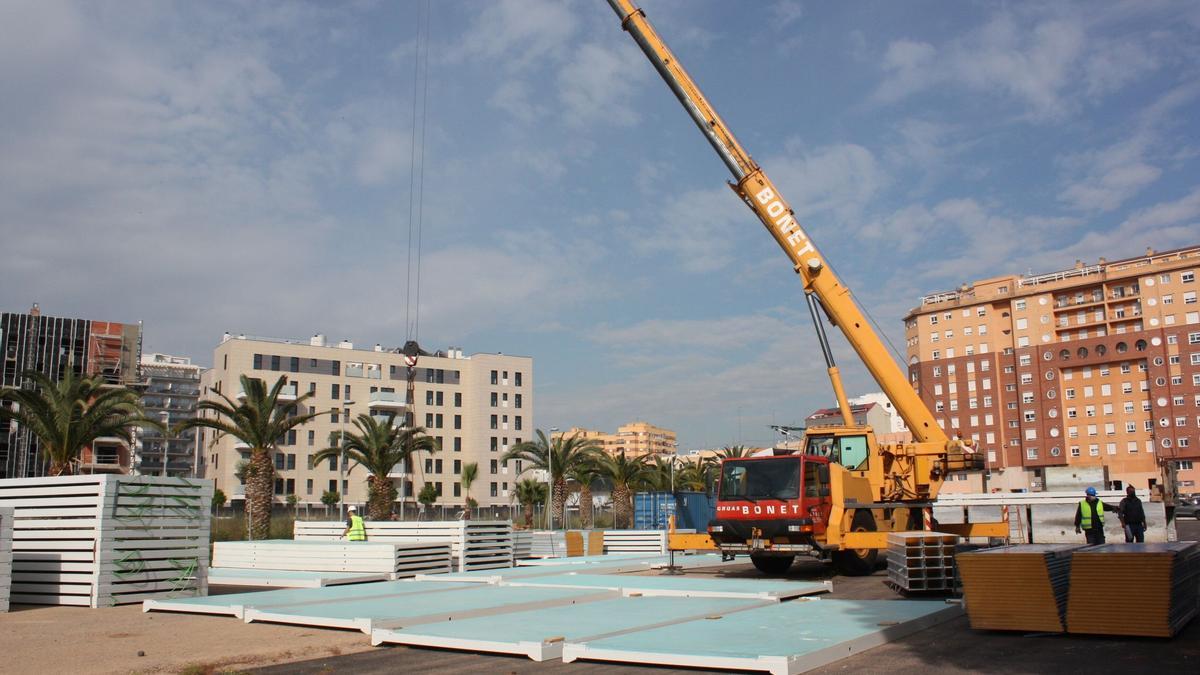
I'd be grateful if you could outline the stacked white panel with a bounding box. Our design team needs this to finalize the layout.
[603,530,667,554]
[0,506,13,612]
[0,476,212,607]
[528,531,566,558]
[512,530,532,562]
[294,520,513,572]
[212,540,451,579]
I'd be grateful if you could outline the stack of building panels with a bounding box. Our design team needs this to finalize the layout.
[211,540,451,579]
[0,475,211,607]
[957,544,1080,632]
[0,506,12,612]
[528,531,566,558]
[1067,542,1200,637]
[294,520,512,572]
[604,529,667,554]
[512,531,532,561]
[886,531,960,592]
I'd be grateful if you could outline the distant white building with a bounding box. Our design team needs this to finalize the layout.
[137,353,204,477]
[847,392,908,434]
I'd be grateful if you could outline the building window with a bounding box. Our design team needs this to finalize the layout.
[515,372,523,386]
[253,353,263,370]
[454,392,462,407]
[490,415,498,430]
[490,483,498,498]
[490,459,498,474]
[491,370,498,385]
[454,437,462,452]
[1183,271,1195,283]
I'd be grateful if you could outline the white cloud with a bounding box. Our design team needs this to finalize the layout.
[448,0,578,70]
[557,42,648,128]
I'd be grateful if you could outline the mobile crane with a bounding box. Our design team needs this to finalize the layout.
[604,0,1008,575]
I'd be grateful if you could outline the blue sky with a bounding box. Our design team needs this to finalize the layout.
[2,0,1199,450]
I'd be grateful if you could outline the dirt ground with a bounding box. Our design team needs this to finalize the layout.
[0,601,374,674]
[3,520,1197,675]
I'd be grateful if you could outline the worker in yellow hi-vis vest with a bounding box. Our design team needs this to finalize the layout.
[342,505,367,541]
[1074,487,1118,545]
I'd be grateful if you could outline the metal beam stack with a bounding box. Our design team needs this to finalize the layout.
[885,531,960,593]
[1067,542,1200,637]
[957,544,1081,632]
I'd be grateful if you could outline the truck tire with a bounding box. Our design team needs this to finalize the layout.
[750,554,794,575]
[833,510,879,577]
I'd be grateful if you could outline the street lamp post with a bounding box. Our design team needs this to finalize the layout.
[337,398,355,521]
[548,427,559,530]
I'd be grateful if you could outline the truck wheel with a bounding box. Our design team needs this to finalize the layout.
[833,511,879,577]
[751,555,794,575]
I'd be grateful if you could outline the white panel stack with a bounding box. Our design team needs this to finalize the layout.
[212,540,451,579]
[0,506,13,612]
[603,530,667,554]
[528,530,566,558]
[294,520,513,572]
[0,475,212,607]
[512,530,533,561]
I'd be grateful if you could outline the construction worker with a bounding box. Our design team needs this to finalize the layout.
[1074,487,1118,545]
[342,505,367,541]
[1118,485,1147,543]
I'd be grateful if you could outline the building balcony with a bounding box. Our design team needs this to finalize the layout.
[387,462,411,479]
[371,413,404,428]
[346,364,365,378]
[82,437,130,474]
[368,390,406,411]
[237,382,298,402]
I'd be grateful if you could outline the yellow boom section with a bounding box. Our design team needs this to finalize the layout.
[606,0,946,444]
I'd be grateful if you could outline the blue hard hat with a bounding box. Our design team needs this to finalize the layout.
[1085,487,1097,496]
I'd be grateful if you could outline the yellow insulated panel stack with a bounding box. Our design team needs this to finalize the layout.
[1067,542,1200,638]
[957,544,1082,632]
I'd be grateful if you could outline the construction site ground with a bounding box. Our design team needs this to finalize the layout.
[0,519,1196,675]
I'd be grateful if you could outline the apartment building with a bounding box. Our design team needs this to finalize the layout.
[556,422,677,458]
[0,304,142,477]
[905,246,1200,493]
[136,353,203,477]
[198,334,533,509]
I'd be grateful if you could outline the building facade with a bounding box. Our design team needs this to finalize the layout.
[137,353,203,477]
[905,246,1200,493]
[198,335,533,510]
[557,422,677,458]
[1,304,142,477]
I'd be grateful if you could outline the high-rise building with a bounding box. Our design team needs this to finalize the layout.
[905,246,1200,493]
[198,334,533,510]
[556,422,677,458]
[0,304,142,478]
[137,353,203,477]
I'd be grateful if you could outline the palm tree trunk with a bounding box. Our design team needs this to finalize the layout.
[579,484,594,529]
[246,449,274,540]
[366,475,395,520]
[523,501,534,528]
[49,459,71,476]
[552,477,566,526]
[612,483,632,529]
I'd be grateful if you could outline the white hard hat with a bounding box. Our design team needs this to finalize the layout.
[348,505,357,512]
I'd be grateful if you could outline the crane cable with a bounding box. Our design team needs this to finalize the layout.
[404,0,432,343]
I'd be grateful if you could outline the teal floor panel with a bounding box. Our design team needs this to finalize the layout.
[244,584,616,633]
[208,568,388,587]
[506,574,830,600]
[142,579,467,618]
[372,595,769,660]
[562,598,961,675]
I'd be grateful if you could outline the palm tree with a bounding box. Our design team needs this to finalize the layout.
[642,455,676,492]
[461,462,479,518]
[565,463,600,529]
[674,459,712,492]
[504,429,601,527]
[0,370,160,476]
[176,375,318,540]
[717,445,751,460]
[594,451,651,529]
[513,478,548,529]
[312,413,438,521]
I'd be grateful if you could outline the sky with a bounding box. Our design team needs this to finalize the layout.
[2,0,1199,451]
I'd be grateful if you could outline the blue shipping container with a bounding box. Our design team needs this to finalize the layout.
[633,492,675,530]
[633,491,716,531]
[674,491,716,531]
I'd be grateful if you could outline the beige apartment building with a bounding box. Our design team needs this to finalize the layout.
[198,334,533,510]
[556,422,677,458]
[905,246,1200,494]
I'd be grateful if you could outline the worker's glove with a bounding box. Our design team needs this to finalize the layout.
[1074,527,1081,534]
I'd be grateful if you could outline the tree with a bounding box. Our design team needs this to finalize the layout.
[514,479,548,529]
[717,445,751,460]
[504,430,601,527]
[565,463,600,529]
[594,451,651,528]
[0,370,160,476]
[418,483,438,510]
[312,413,438,521]
[674,459,714,492]
[286,493,299,515]
[176,375,319,540]
[460,462,479,519]
[320,490,340,514]
[212,489,228,514]
[642,455,676,492]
